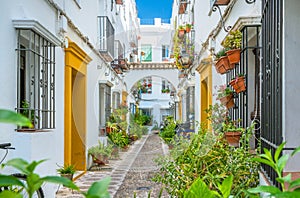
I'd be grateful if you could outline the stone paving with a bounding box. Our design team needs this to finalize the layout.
[56,133,168,197]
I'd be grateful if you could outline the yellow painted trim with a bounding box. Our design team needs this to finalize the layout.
[65,40,92,75]
[65,40,90,170]
[196,56,213,130]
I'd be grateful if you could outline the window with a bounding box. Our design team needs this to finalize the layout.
[141,44,152,62]
[99,82,112,128]
[112,91,121,109]
[161,79,170,93]
[139,77,152,94]
[16,29,56,130]
[162,45,169,61]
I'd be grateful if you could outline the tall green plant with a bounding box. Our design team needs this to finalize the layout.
[248,142,300,197]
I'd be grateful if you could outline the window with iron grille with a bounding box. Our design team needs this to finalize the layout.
[16,29,55,130]
[261,0,283,188]
[112,91,121,109]
[186,86,195,128]
[226,25,260,133]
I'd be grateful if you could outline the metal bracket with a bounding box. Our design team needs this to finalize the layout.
[212,5,232,32]
[245,0,256,4]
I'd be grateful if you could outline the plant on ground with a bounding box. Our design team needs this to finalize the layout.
[88,141,113,159]
[247,142,300,197]
[57,164,76,175]
[153,126,259,197]
[107,130,129,148]
[159,116,177,144]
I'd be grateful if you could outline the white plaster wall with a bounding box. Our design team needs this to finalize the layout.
[0,1,65,196]
[139,23,172,62]
[283,0,300,172]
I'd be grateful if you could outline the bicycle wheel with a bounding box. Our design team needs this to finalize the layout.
[8,173,44,198]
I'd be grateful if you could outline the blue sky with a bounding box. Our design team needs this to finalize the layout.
[136,0,173,20]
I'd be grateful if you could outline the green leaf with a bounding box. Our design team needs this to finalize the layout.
[276,173,292,184]
[41,176,79,190]
[0,190,23,198]
[252,157,276,170]
[27,173,43,197]
[272,191,300,198]
[289,178,300,190]
[0,109,33,127]
[274,142,286,162]
[292,146,300,157]
[0,175,25,187]
[277,154,289,173]
[247,185,281,195]
[84,177,111,198]
[3,158,30,175]
[26,159,47,173]
[184,177,220,198]
[219,175,233,198]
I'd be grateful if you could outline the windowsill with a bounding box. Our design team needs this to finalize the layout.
[16,128,52,133]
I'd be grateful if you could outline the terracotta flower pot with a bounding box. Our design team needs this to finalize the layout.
[230,76,246,93]
[224,131,242,147]
[226,49,241,65]
[178,29,185,38]
[219,93,235,109]
[215,56,231,74]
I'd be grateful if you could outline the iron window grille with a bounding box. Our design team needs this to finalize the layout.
[98,16,115,62]
[226,25,260,135]
[260,0,283,188]
[186,86,195,129]
[16,29,55,130]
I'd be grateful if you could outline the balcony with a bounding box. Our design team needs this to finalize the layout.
[98,16,115,62]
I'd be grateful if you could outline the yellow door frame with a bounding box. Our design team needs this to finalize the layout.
[65,40,92,170]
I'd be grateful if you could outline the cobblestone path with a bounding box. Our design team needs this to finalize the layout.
[114,133,169,198]
[56,134,169,198]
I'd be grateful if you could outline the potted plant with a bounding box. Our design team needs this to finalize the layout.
[229,74,246,93]
[185,23,192,33]
[222,119,244,147]
[222,30,242,65]
[57,164,76,181]
[178,25,185,38]
[217,85,235,109]
[88,141,113,165]
[214,48,232,74]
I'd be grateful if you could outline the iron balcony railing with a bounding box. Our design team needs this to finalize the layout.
[98,16,115,62]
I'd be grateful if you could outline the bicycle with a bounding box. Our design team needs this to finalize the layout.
[0,143,44,198]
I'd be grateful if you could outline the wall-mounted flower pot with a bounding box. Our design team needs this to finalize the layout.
[178,29,185,38]
[219,93,235,109]
[226,49,241,65]
[115,0,123,5]
[215,56,231,74]
[230,76,246,93]
[224,131,242,147]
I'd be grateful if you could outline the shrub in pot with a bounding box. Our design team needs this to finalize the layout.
[222,30,242,65]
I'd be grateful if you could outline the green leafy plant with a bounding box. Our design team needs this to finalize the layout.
[21,100,39,125]
[216,85,234,99]
[57,164,76,175]
[215,48,227,60]
[153,126,259,197]
[205,104,228,133]
[107,131,129,148]
[183,175,233,198]
[222,30,242,50]
[88,141,113,158]
[248,142,300,197]
[0,158,78,198]
[0,109,32,127]
[159,116,177,144]
[222,119,244,133]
